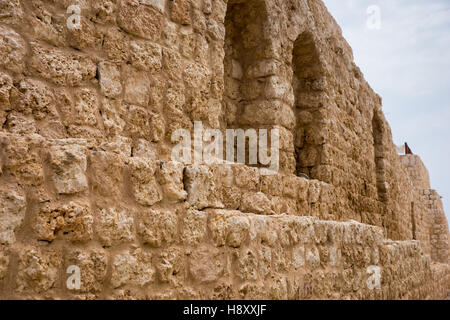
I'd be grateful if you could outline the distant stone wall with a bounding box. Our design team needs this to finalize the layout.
[0,0,448,299]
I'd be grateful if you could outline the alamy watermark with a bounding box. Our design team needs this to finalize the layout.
[66,265,81,290]
[366,5,381,30]
[66,5,81,30]
[171,121,280,176]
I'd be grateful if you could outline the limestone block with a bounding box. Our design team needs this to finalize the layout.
[0,188,26,245]
[98,62,122,98]
[140,0,166,12]
[250,215,278,246]
[49,140,88,195]
[0,0,23,25]
[226,215,250,248]
[292,246,305,269]
[111,249,154,288]
[0,25,26,73]
[129,157,162,206]
[89,150,125,197]
[0,73,13,123]
[29,43,96,86]
[16,247,62,293]
[130,41,162,72]
[67,19,103,50]
[65,249,108,293]
[96,207,134,247]
[123,70,150,106]
[92,0,118,24]
[1,134,45,186]
[103,28,130,63]
[183,62,211,91]
[241,100,295,130]
[35,201,93,243]
[246,60,278,79]
[157,161,187,202]
[11,79,57,120]
[185,165,223,210]
[170,0,191,25]
[306,247,320,269]
[157,248,184,284]
[261,174,283,197]
[117,0,162,41]
[125,105,165,142]
[190,247,225,283]
[137,209,177,247]
[233,165,260,191]
[208,210,251,248]
[233,249,258,281]
[240,192,273,215]
[163,49,182,80]
[258,246,272,278]
[181,209,207,245]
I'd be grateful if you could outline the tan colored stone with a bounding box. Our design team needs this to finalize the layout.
[96,207,134,247]
[35,201,93,243]
[137,209,177,247]
[111,249,154,288]
[0,188,26,245]
[49,140,88,195]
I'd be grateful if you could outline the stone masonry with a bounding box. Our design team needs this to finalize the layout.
[0,0,449,299]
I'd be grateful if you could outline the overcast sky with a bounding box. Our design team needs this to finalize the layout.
[323,0,450,222]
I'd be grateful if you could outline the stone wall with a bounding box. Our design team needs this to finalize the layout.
[0,0,449,299]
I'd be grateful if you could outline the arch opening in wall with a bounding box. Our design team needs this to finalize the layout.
[223,0,270,165]
[372,111,388,202]
[411,202,416,240]
[292,31,326,178]
[223,0,268,128]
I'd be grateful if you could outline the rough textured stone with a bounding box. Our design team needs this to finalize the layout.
[16,247,61,293]
[129,158,162,206]
[96,207,134,247]
[49,140,88,195]
[35,201,93,243]
[98,62,122,98]
[137,209,177,247]
[29,43,96,86]
[0,25,26,73]
[0,0,448,301]
[65,249,107,293]
[0,188,26,245]
[111,249,154,288]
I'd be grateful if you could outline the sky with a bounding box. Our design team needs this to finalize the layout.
[323,0,450,222]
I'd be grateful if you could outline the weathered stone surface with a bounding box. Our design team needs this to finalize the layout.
[16,247,61,293]
[0,188,26,246]
[137,209,177,247]
[185,165,223,210]
[96,207,134,247]
[65,249,107,293]
[49,140,88,195]
[111,249,154,288]
[189,247,224,283]
[118,0,163,41]
[157,161,187,202]
[35,201,93,243]
[98,62,122,98]
[29,43,96,86]
[0,25,26,73]
[0,0,448,301]
[129,157,162,206]
[181,209,207,245]
[130,41,162,72]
